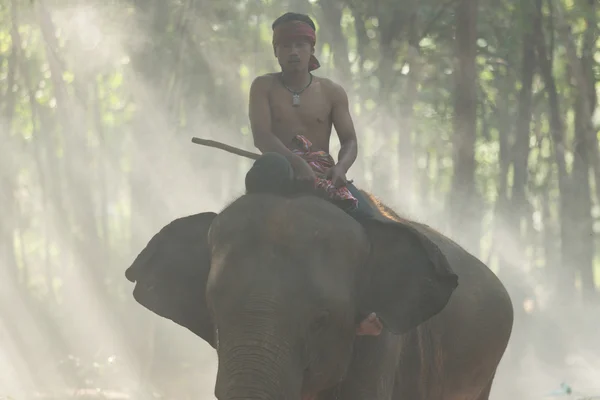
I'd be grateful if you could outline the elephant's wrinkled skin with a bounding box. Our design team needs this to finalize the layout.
[126,190,513,400]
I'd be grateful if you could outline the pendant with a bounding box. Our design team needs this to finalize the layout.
[292,93,300,107]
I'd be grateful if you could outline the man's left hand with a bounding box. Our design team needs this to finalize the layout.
[325,165,348,188]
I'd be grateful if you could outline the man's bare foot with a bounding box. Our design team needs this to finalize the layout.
[356,312,383,336]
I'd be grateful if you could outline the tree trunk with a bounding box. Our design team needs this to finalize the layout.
[551,0,597,303]
[396,13,420,213]
[533,0,573,298]
[493,64,513,274]
[498,0,537,280]
[318,0,352,81]
[511,0,536,241]
[36,0,106,291]
[571,93,595,303]
[450,0,480,254]
[1,0,20,289]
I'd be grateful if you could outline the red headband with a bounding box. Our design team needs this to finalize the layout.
[272,21,320,71]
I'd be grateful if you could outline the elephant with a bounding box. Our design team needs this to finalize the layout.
[125,162,513,400]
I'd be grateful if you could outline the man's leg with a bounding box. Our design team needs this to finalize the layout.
[344,181,376,219]
[245,152,294,195]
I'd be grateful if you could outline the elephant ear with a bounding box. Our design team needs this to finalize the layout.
[361,217,459,335]
[125,212,217,348]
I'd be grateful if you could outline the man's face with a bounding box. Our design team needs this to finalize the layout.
[275,39,314,73]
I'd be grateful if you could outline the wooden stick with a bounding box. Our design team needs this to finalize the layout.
[191,137,261,160]
[190,136,354,184]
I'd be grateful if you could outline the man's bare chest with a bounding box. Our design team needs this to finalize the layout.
[268,83,333,130]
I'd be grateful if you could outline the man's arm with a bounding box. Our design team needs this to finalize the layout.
[248,75,303,163]
[330,82,358,173]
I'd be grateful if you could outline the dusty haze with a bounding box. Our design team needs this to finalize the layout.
[1,0,599,399]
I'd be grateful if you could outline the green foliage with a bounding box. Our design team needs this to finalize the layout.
[1,0,599,394]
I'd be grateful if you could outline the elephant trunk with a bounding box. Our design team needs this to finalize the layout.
[213,294,305,400]
[215,337,303,400]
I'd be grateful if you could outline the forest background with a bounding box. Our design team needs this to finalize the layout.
[0,0,599,398]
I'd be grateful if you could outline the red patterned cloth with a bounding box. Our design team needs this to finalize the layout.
[290,135,358,210]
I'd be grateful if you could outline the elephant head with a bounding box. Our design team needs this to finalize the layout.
[126,192,458,400]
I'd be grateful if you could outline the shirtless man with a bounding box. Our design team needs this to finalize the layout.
[245,12,382,335]
[247,12,363,207]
